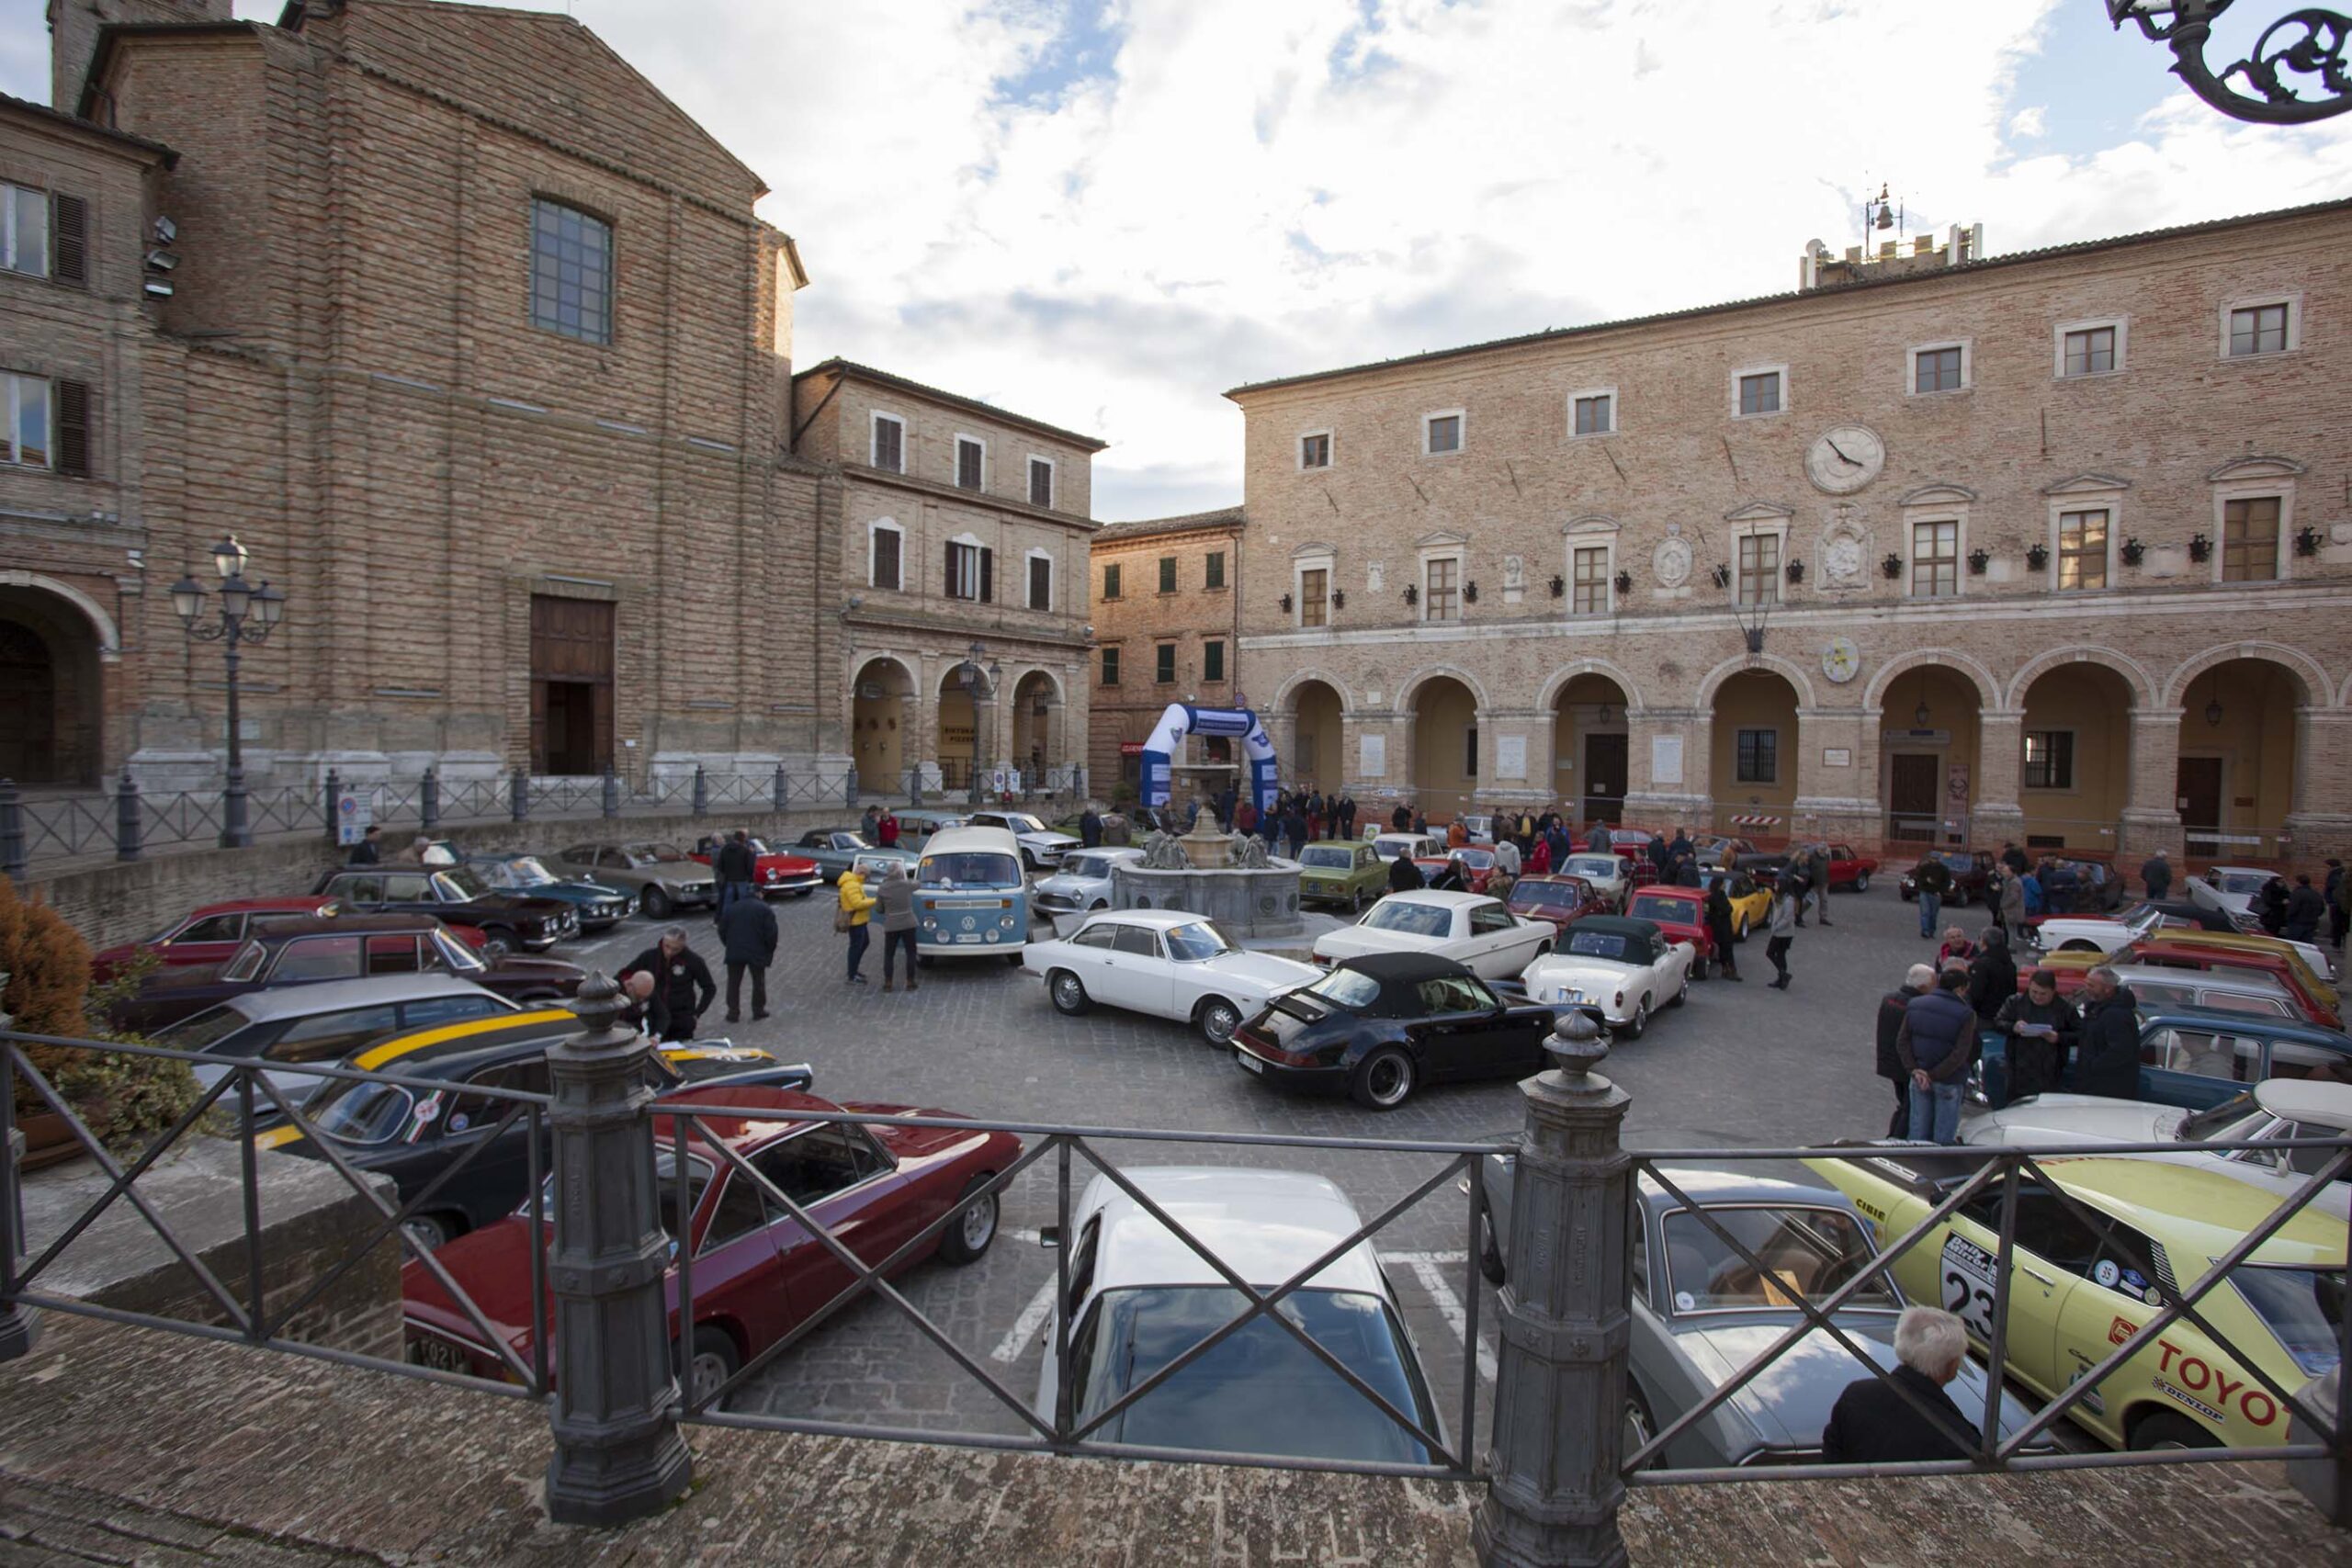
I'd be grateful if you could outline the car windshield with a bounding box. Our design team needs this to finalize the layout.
[832,832,874,851]
[432,868,492,900]
[1362,901,1452,937]
[1660,1207,1894,1313]
[2228,1263,2346,1377]
[1300,846,1355,870]
[427,930,488,974]
[1304,968,1382,1010]
[1456,848,1496,868]
[151,1004,256,1053]
[1065,855,1114,879]
[1075,1286,1431,1462]
[1932,853,1972,871]
[2176,1092,2260,1140]
[1164,922,1236,963]
[2216,872,2271,894]
[1566,857,1619,879]
[310,1081,420,1146]
[997,814,1047,834]
[1626,895,1689,923]
[487,857,560,889]
[1512,880,1589,908]
[921,852,1022,889]
[221,940,268,983]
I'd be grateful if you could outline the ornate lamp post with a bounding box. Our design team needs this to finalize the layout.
[2109,2,2351,123]
[170,536,286,848]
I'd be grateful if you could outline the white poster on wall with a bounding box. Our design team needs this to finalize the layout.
[1360,733,1387,778]
[1650,734,1684,786]
[1495,735,1527,780]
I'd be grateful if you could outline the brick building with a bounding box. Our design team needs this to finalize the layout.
[1084,506,1245,796]
[1228,201,2352,861]
[6,0,833,795]
[791,358,1102,797]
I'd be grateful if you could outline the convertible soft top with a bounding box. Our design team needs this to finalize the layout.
[1334,951,1476,1015]
[1560,915,1665,944]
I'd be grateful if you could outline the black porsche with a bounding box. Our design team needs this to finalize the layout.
[1230,952,1560,1111]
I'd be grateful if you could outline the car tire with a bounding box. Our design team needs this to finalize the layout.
[2060,940,2099,953]
[1197,997,1242,1047]
[641,887,673,920]
[937,1177,1001,1266]
[1049,970,1091,1015]
[1735,918,1748,942]
[1691,953,1710,981]
[1350,887,1364,914]
[1005,953,1023,967]
[683,1325,740,1412]
[1623,1388,1660,1471]
[1852,873,1871,894]
[2129,1412,2219,1450]
[1090,899,1108,911]
[1901,889,1916,903]
[794,888,815,899]
[1623,998,1650,1040]
[1477,1202,1507,1287]
[478,928,517,959]
[401,1213,458,1254]
[1670,973,1690,1007]
[1351,1046,1417,1111]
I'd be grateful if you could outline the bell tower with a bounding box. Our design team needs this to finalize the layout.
[47,0,234,115]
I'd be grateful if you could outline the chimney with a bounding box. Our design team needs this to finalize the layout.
[49,0,234,115]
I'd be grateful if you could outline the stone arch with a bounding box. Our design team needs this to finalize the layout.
[849,655,921,793]
[1534,656,1646,715]
[1861,646,2000,714]
[1694,651,1818,712]
[0,570,120,661]
[2001,645,2159,711]
[2162,641,2333,709]
[1270,667,1351,715]
[1394,661,1492,713]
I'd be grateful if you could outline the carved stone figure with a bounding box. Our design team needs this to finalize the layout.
[1229,833,1272,870]
[1139,829,1193,871]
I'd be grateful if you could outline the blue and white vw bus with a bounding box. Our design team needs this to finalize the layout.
[913,825,1032,964]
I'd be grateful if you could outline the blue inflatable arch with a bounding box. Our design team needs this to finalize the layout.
[1138,704,1278,816]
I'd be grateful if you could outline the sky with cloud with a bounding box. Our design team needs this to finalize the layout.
[8,1,2351,518]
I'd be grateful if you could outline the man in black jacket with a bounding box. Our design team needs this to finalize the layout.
[620,927,716,1043]
[717,893,779,1022]
[1821,1307,1975,1463]
[2075,966,2142,1099]
[714,830,759,913]
[1704,883,1741,983]
[1995,968,2080,1100]
[1386,852,1425,894]
[2140,849,2173,901]
[1875,964,1932,1136]
[2286,874,2326,943]
[1966,928,2017,1025]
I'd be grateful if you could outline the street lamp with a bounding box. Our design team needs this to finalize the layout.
[2107,1,2352,123]
[172,533,285,848]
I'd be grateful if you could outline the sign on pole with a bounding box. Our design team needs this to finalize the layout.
[335,787,373,846]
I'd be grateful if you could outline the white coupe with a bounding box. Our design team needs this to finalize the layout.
[1517,916,1696,1040]
[2032,883,2335,982]
[1368,831,1442,863]
[1309,890,1554,981]
[1960,1077,2352,1223]
[1559,852,1634,909]
[1025,909,1320,1046]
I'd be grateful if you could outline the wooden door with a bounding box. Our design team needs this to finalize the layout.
[2177,758,2223,849]
[1888,754,1940,840]
[1583,733,1627,823]
[529,596,615,774]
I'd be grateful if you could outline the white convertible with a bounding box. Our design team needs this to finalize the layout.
[1516,915,1695,1040]
[1310,890,1553,981]
[1025,909,1320,1046]
[1960,1078,2352,1223]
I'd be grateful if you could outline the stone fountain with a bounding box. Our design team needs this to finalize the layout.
[1106,760,1304,938]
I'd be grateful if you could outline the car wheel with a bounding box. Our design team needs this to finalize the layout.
[1692,953,1710,981]
[1735,918,1747,942]
[917,954,934,969]
[1852,873,1871,894]
[1623,1389,1660,1471]
[2129,1412,2219,1451]
[1005,952,1023,967]
[1090,899,1108,911]
[937,1177,1001,1266]
[1534,940,1553,958]
[401,1213,457,1254]
[641,887,673,919]
[1670,973,1690,1007]
[478,928,517,960]
[683,1325,740,1412]
[794,888,815,899]
[1351,1046,1417,1111]
[1198,998,1242,1047]
[1350,886,1364,914]
[1049,971,1090,1015]
[2060,940,2099,953]
[1477,1202,1506,1287]
[1623,998,1650,1040]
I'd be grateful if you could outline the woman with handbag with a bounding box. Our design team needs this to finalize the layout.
[837,863,878,985]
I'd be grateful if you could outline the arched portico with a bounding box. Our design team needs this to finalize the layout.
[850,656,918,794]
[0,582,107,785]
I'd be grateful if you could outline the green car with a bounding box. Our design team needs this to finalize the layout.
[1295,840,1385,912]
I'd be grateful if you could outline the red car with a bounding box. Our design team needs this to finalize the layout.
[90,897,340,984]
[401,1084,1022,1407]
[1505,874,1612,935]
[1798,841,1882,892]
[1411,845,1501,893]
[1622,886,1717,977]
[689,835,824,899]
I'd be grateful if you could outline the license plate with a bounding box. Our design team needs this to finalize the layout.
[1237,1051,1264,1074]
[410,1336,471,1373]
[956,933,980,943]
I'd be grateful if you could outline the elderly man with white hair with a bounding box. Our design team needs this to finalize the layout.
[1820,1306,1975,1463]
[1874,964,1938,1137]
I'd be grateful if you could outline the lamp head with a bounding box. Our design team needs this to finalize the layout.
[169,573,208,625]
[210,535,249,581]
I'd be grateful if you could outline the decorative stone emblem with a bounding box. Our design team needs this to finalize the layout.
[1502,554,1525,589]
[1366,560,1385,592]
[1653,534,1692,589]
[1821,636,1860,685]
[1821,507,1868,587]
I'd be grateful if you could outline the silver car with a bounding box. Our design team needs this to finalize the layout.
[1473,1156,2046,1465]
[1031,847,1145,918]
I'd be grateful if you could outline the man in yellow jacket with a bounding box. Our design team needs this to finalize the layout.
[839,864,877,985]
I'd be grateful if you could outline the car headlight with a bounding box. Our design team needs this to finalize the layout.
[1000,915,1014,929]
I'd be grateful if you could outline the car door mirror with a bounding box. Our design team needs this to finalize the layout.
[1036,1224,1061,1249]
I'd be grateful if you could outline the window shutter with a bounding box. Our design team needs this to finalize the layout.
[51,193,87,287]
[978,547,994,603]
[944,541,957,597]
[55,379,91,477]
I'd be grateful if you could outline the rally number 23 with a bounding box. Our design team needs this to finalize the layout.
[1939,1233,2001,1341]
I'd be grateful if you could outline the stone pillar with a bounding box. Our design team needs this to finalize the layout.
[1621,707,1707,829]
[542,975,693,1526]
[1792,705,1877,845]
[2284,709,2352,863]
[1480,708,1549,809]
[1969,707,2028,852]
[2119,708,2186,860]
[1474,1010,1631,1568]
[1,1122,39,1364]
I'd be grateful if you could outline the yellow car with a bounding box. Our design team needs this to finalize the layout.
[1696,867,1772,941]
[1807,1151,2343,1451]
[2140,929,2339,1017]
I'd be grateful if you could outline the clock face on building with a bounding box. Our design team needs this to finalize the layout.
[1804,425,1886,495]
[1821,636,1861,684]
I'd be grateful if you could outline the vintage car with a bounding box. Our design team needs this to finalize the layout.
[2135,930,2339,1021]
[1504,874,1612,937]
[153,973,517,1111]
[1411,844,1502,894]
[1032,1167,1445,1463]
[2028,940,2340,1030]
[1026,908,1319,1046]
[1959,1078,2352,1223]
[1800,842,1881,893]
[1559,852,1635,909]
[1806,1149,2345,1451]
[1310,890,1554,982]
[2012,953,2305,1021]
[1975,1003,2352,1114]
[1032,847,1148,917]
[548,841,717,919]
[434,850,635,931]
[1368,830,1443,863]
[403,1083,1019,1404]
[2198,866,2278,919]
[889,809,969,849]
[1622,886,1717,978]
[91,896,341,984]
[688,834,824,899]
[1518,915,1696,1040]
[110,914,583,1034]
[967,809,1081,871]
[1898,849,1995,905]
[1233,953,1560,1110]
[311,865,578,956]
[2035,855,2129,915]
[1471,1159,2043,1466]
[2030,899,2335,984]
[1295,840,1388,912]
[254,1010,814,1251]
[791,828,919,883]
[1695,866,1774,941]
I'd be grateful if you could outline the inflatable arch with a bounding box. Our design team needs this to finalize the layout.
[1139,704,1279,816]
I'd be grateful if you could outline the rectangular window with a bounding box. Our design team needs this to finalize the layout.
[2057,509,2108,591]
[1299,567,1329,628]
[1424,557,1460,622]
[1204,550,1226,590]
[2024,731,2075,791]
[1736,728,1778,784]
[1914,345,1965,393]
[1102,562,1122,601]
[871,526,901,591]
[1154,643,1176,684]
[1572,545,1609,614]
[1101,646,1120,685]
[1028,457,1054,509]
[1158,556,1176,593]
[1027,555,1052,612]
[1736,533,1779,607]
[1911,519,1960,597]
[1736,371,1781,416]
[1300,432,1331,468]
[870,413,904,472]
[2,183,49,277]
[1424,412,1462,454]
[1464,726,1479,779]
[3,372,50,468]
[2063,327,2116,378]
[945,541,990,601]
[956,436,985,491]
[529,199,613,344]
[1572,393,1612,436]
[2222,496,2281,581]
[1203,639,1225,683]
[2229,303,2290,357]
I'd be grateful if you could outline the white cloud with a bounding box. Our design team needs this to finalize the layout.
[2009,105,2048,138]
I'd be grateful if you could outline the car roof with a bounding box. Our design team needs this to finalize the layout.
[651,1087,849,1153]
[1634,1164,1849,1215]
[1628,885,1702,902]
[1337,951,1474,986]
[345,1007,579,1074]
[254,913,449,937]
[213,973,501,1021]
[2255,1078,2352,1130]
[191,897,339,915]
[2140,1009,2352,1047]
[2108,965,2291,997]
[1081,1166,1385,1296]
[1383,889,1487,909]
[1080,908,1210,931]
[1566,915,1665,941]
[921,825,1023,856]
[2025,1158,2345,1262]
